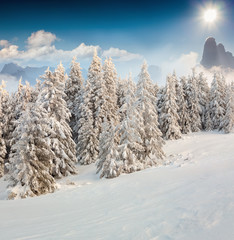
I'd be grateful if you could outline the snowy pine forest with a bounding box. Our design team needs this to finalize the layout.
[0,50,233,199]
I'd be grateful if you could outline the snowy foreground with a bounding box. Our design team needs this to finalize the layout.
[1,131,234,240]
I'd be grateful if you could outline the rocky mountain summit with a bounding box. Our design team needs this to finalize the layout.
[201,37,234,69]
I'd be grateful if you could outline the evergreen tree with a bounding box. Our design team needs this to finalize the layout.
[21,81,33,109]
[5,80,32,163]
[117,73,136,121]
[127,73,137,93]
[88,49,105,137]
[39,65,77,178]
[7,103,57,199]
[0,96,6,178]
[96,119,121,178]
[116,77,125,110]
[2,93,14,162]
[77,50,116,165]
[185,74,201,132]
[220,87,234,133]
[117,77,126,122]
[65,57,84,143]
[210,73,226,130]
[14,78,25,119]
[77,80,98,165]
[159,75,181,139]
[117,82,144,173]
[0,135,5,178]
[178,77,191,134]
[197,72,210,130]
[157,86,165,116]
[76,50,103,165]
[136,62,164,166]
[31,80,42,103]
[102,57,119,125]
[0,81,8,175]
[154,82,159,98]
[205,103,213,131]
[10,81,34,146]
[172,71,180,104]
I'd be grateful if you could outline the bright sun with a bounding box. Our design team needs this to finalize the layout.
[204,9,217,23]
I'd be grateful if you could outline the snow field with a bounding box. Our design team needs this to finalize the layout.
[1,131,234,240]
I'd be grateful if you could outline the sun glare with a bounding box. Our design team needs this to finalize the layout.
[204,9,217,23]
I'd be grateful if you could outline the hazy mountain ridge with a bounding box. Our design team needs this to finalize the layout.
[0,63,55,85]
[0,63,88,85]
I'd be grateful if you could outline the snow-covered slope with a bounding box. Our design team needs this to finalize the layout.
[1,131,234,240]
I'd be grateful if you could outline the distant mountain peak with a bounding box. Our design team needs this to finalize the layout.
[201,37,234,69]
[0,63,54,85]
[1,62,23,75]
[0,62,87,86]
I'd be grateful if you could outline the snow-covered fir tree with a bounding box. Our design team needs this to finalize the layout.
[76,50,104,165]
[209,73,226,130]
[172,71,180,104]
[7,103,57,199]
[0,136,5,178]
[157,86,165,116]
[220,74,227,104]
[96,119,121,178]
[5,79,32,162]
[116,77,125,121]
[220,86,234,133]
[9,80,34,155]
[116,81,144,173]
[2,94,14,163]
[117,73,136,121]
[65,57,84,142]
[117,74,136,111]
[14,78,24,118]
[21,81,33,110]
[197,72,210,130]
[0,81,9,167]
[127,73,137,93]
[159,75,181,139]
[39,65,77,178]
[76,80,99,165]
[185,73,201,132]
[31,79,43,103]
[154,82,159,98]
[178,77,191,134]
[0,81,10,126]
[136,62,164,166]
[205,102,213,131]
[87,49,105,137]
[102,57,119,125]
[0,93,6,178]
[116,77,125,109]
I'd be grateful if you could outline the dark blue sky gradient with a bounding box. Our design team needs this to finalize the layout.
[1,1,192,29]
[0,0,234,75]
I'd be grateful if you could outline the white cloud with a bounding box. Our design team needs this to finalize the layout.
[0,40,10,48]
[27,30,57,48]
[0,30,141,64]
[195,65,234,85]
[0,74,18,93]
[160,52,234,86]
[102,47,143,61]
[161,52,199,79]
[0,44,21,59]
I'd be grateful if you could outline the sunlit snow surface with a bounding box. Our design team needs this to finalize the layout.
[1,131,234,240]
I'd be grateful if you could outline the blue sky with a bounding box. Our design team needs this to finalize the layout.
[0,0,234,80]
